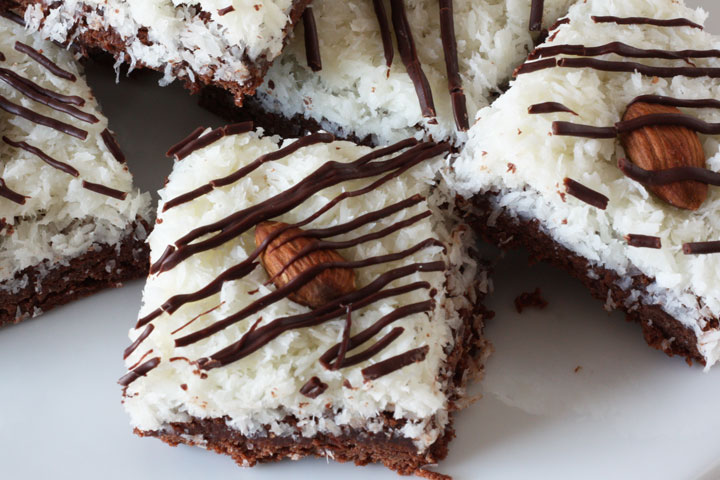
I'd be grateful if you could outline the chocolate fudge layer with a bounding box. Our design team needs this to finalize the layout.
[121,126,489,475]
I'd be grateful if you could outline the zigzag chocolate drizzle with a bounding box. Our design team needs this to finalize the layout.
[591,15,702,30]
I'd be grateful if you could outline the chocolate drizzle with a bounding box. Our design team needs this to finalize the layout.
[591,16,703,30]
[152,139,448,274]
[81,181,127,200]
[630,95,720,110]
[529,0,544,32]
[616,113,720,135]
[124,324,154,359]
[299,376,328,398]
[552,121,616,138]
[101,128,126,164]
[683,241,720,255]
[0,68,96,124]
[563,178,609,210]
[529,42,720,61]
[517,57,720,78]
[15,41,77,81]
[166,126,205,157]
[0,93,88,140]
[618,157,720,187]
[625,234,662,249]
[3,136,79,176]
[173,122,253,160]
[529,102,577,115]
[303,8,322,72]
[439,0,468,131]
[390,0,436,119]
[0,177,27,205]
[372,0,394,70]
[361,345,429,381]
[118,357,160,387]
[163,132,335,212]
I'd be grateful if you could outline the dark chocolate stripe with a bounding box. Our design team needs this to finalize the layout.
[320,301,431,369]
[390,0,436,118]
[14,41,77,81]
[0,67,83,105]
[529,42,720,61]
[591,15,703,30]
[101,128,126,164]
[529,0,544,32]
[299,376,328,398]
[548,17,570,31]
[2,136,79,176]
[217,5,234,15]
[127,349,154,372]
[175,240,443,348]
[303,7,321,72]
[0,52,5,62]
[0,177,27,204]
[197,263,443,369]
[0,94,88,139]
[557,57,720,78]
[118,357,160,387]
[372,0,394,69]
[171,302,225,335]
[616,113,720,135]
[163,132,335,211]
[564,178,609,210]
[630,95,720,110]
[618,157,720,187]
[439,0,468,131]
[529,102,577,115]
[361,345,429,381]
[82,181,127,200]
[0,68,96,123]
[166,126,205,157]
[0,10,25,26]
[174,122,253,160]
[514,58,557,76]
[552,121,617,138]
[334,327,405,370]
[333,307,353,371]
[683,241,720,255]
[152,140,447,274]
[123,324,154,359]
[625,234,662,249]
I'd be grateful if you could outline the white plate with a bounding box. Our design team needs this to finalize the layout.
[1,2,719,479]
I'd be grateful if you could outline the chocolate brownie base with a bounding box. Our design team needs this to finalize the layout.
[199,86,376,146]
[462,195,705,365]
[0,224,150,327]
[135,287,489,476]
[6,0,312,106]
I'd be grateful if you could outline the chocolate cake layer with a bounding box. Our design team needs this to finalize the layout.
[7,0,312,105]
[464,195,703,365]
[0,224,150,327]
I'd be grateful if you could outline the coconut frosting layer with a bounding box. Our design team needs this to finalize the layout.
[22,0,297,91]
[449,0,720,367]
[256,0,575,145]
[123,129,485,451]
[0,15,151,286]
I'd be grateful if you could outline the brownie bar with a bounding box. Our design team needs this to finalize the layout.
[7,0,312,105]
[0,223,150,327]
[463,195,704,365]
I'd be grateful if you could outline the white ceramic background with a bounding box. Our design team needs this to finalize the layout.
[1,2,719,479]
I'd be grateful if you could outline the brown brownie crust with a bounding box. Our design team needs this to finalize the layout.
[7,0,312,106]
[462,194,705,365]
[0,223,150,327]
[134,287,489,476]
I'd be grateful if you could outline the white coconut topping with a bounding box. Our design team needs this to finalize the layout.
[256,0,576,146]
[448,0,720,368]
[123,129,484,452]
[0,17,151,289]
[22,0,296,89]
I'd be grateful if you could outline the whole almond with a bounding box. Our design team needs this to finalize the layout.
[620,102,707,210]
[255,221,356,309]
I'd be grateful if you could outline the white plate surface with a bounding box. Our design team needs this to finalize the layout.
[1,2,719,479]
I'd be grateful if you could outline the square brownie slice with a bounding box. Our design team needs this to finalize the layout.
[449,0,720,367]
[0,12,152,326]
[5,0,313,105]
[121,125,489,475]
